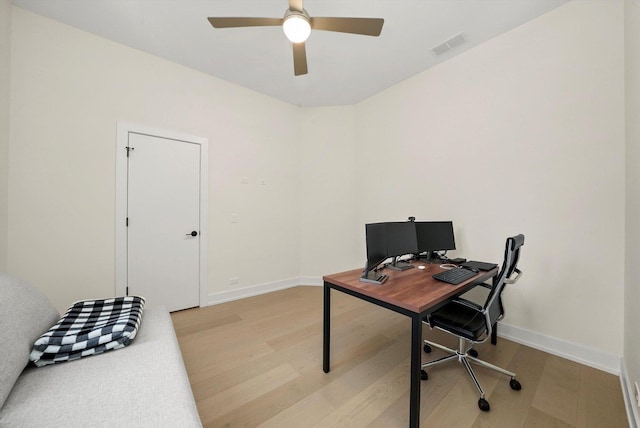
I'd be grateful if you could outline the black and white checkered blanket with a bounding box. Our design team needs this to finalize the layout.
[29,296,145,367]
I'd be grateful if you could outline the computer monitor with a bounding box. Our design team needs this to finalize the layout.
[415,221,456,259]
[385,221,418,271]
[364,223,388,274]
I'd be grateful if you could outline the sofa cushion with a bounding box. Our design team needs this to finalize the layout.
[0,273,60,409]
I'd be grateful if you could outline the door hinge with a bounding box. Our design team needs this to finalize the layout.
[126,146,135,157]
[126,286,129,296]
[126,217,129,227]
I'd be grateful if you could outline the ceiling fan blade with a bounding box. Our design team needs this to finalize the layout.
[292,42,308,76]
[288,0,303,12]
[208,17,283,28]
[310,17,384,36]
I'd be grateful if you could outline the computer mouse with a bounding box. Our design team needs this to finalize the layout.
[418,265,426,270]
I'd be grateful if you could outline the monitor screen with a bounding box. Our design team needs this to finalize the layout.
[385,221,419,258]
[365,223,388,271]
[415,221,456,252]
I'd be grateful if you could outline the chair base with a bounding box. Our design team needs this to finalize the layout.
[421,337,521,411]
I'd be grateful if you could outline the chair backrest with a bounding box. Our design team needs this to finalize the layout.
[483,234,525,327]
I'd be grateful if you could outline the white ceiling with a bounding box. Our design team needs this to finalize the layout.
[11,0,570,107]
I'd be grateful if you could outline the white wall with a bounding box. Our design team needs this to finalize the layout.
[355,0,625,354]
[298,107,360,279]
[8,7,300,312]
[625,0,640,421]
[0,0,10,272]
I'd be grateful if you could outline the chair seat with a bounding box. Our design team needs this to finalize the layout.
[426,300,486,342]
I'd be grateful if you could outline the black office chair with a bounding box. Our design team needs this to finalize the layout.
[421,234,525,411]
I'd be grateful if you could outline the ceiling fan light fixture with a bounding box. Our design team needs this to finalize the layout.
[283,10,311,43]
[208,2,384,76]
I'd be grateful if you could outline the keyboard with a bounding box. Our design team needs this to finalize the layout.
[432,267,477,285]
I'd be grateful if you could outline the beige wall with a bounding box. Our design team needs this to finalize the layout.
[0,0,10,272]
[8,7,300,312]
[298,106,360,277]
[625,0,640,419]
[355,0,625,353]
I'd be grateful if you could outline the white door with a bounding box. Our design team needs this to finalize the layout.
[125,132,201,312]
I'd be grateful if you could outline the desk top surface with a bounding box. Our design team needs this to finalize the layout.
[323,261,498,314]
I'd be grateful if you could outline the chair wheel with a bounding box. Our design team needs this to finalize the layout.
[478,398,490,411]
[421,370,428,380]
[468,348,479,358]
[423,344,432,353]
[510,379,522,390]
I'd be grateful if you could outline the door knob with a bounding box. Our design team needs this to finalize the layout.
[186,231,198,237]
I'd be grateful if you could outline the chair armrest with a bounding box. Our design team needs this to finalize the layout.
[476,282,492,290]
[451,297,483,311]
[505,268,523,284]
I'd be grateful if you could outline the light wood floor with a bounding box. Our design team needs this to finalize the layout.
[171,286,628,428]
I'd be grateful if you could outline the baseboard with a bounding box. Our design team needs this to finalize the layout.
[621,359,640,428]
[298,276,323,286]
[207,277,301,305]
[496,322,621,375]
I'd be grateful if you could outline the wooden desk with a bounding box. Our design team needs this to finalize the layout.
[322,261,498,428]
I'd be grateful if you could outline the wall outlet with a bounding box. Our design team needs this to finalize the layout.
[240,177,249,184]
[230,277,239,285]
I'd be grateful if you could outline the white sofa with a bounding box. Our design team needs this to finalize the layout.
[0,273,202,427]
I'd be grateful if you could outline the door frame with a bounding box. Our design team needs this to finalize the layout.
[115,121,209,308]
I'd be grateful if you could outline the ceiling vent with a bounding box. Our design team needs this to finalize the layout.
[431,32,467,56]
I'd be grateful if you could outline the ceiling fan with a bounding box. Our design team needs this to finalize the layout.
[207,0,384,76]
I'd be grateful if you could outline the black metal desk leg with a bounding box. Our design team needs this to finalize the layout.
[491,275,499,346]
[409,315,422,428]
[491,322,498,345]
[323,283,331,373]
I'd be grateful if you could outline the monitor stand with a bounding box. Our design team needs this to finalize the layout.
[360,270,388,284]
[415,252,442,263]
[387,256,414,271]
